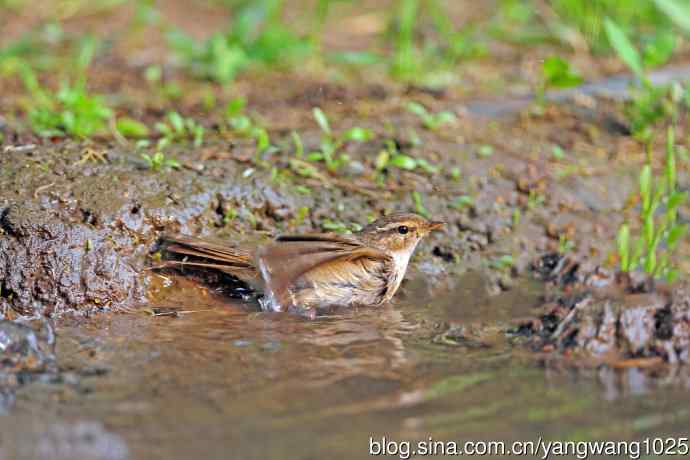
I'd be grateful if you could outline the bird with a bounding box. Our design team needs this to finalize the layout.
[160,212,444,316]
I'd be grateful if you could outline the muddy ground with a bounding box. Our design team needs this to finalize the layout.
[1,0,690,382]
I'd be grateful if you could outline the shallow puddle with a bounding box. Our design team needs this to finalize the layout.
[1,272,689,460]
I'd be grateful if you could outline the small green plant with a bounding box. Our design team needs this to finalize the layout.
[115,117,149,139]
[225,97,272,155]
[451,195,475,209]
[617,126,687,280]
[142,151,180,172]
[450,167,461,180]
[551,145,566,160]
[21,67,112,138]
[604,17,678,140]
[490,254,514,270]
[306,107,372,173]
[536,56,583,104]
[477,145,494,158]
[375,140,438,175]
[412,191,430,219]
[406,102,456,131]
[155,111,204,149]
[167,0,311,83]
[512,208,522,228]
[321,219,363,234]
[223,207,238,225]
[543,56,583,89]
[16,35,113,138]
[527,189,545,209]
[558,234,575,254]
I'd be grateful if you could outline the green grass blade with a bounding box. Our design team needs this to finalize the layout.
[653,0,690,34]
[603,17,644,79]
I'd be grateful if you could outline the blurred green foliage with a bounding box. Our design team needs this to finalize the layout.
[1,0,690,140]
[167,0,311,83]
[551,0,670,52]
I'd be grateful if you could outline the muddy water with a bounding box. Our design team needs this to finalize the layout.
[2,273,689,460]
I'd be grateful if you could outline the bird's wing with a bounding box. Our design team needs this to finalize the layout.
[161,234,257,283]
[256,235,391,311]
[163,234,253,265]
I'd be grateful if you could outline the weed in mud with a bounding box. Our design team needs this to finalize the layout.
[290,206,310,227]
[115,117,150,139]
[290,130,305,160]
[412,191,430,219]
[558,234,575,254]
[223,207,238,225]
[511,208,522,228]
[551,145,566,160]
[450,167,462,181]
[477,145,494,158]
[536,56,583,105]
[155,111,205,149]
[406,102,456,131]
[451,195,474,210]
[490,254,514,270]
[617,126,687,281]
[225,97,272,159]
[141,151,180,172]
[305,107,372,173]
[527,190,545,209]
[321,219,362,234]
[375,139,438,178]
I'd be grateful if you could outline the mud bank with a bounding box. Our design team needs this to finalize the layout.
[0,142,304,317]
[517,254,690,364]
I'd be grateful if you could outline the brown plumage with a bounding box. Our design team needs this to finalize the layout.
[160,213,443,313]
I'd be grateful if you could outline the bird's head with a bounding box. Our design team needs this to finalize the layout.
[359,212,444,255]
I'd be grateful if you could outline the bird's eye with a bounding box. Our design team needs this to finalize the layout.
[397,225,409,234]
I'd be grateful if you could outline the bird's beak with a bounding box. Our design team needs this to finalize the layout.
[427,221,445,231]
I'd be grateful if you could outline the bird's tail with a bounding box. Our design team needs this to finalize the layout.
[157,235,258,283]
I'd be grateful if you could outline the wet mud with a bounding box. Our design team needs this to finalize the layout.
[519,254,690,365]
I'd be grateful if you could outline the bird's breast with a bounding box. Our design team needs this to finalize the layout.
[288,256,390,309]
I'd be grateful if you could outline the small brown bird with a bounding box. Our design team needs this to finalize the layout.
[161,213,443,315]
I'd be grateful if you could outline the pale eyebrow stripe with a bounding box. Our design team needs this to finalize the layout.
[380,223,415,232]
